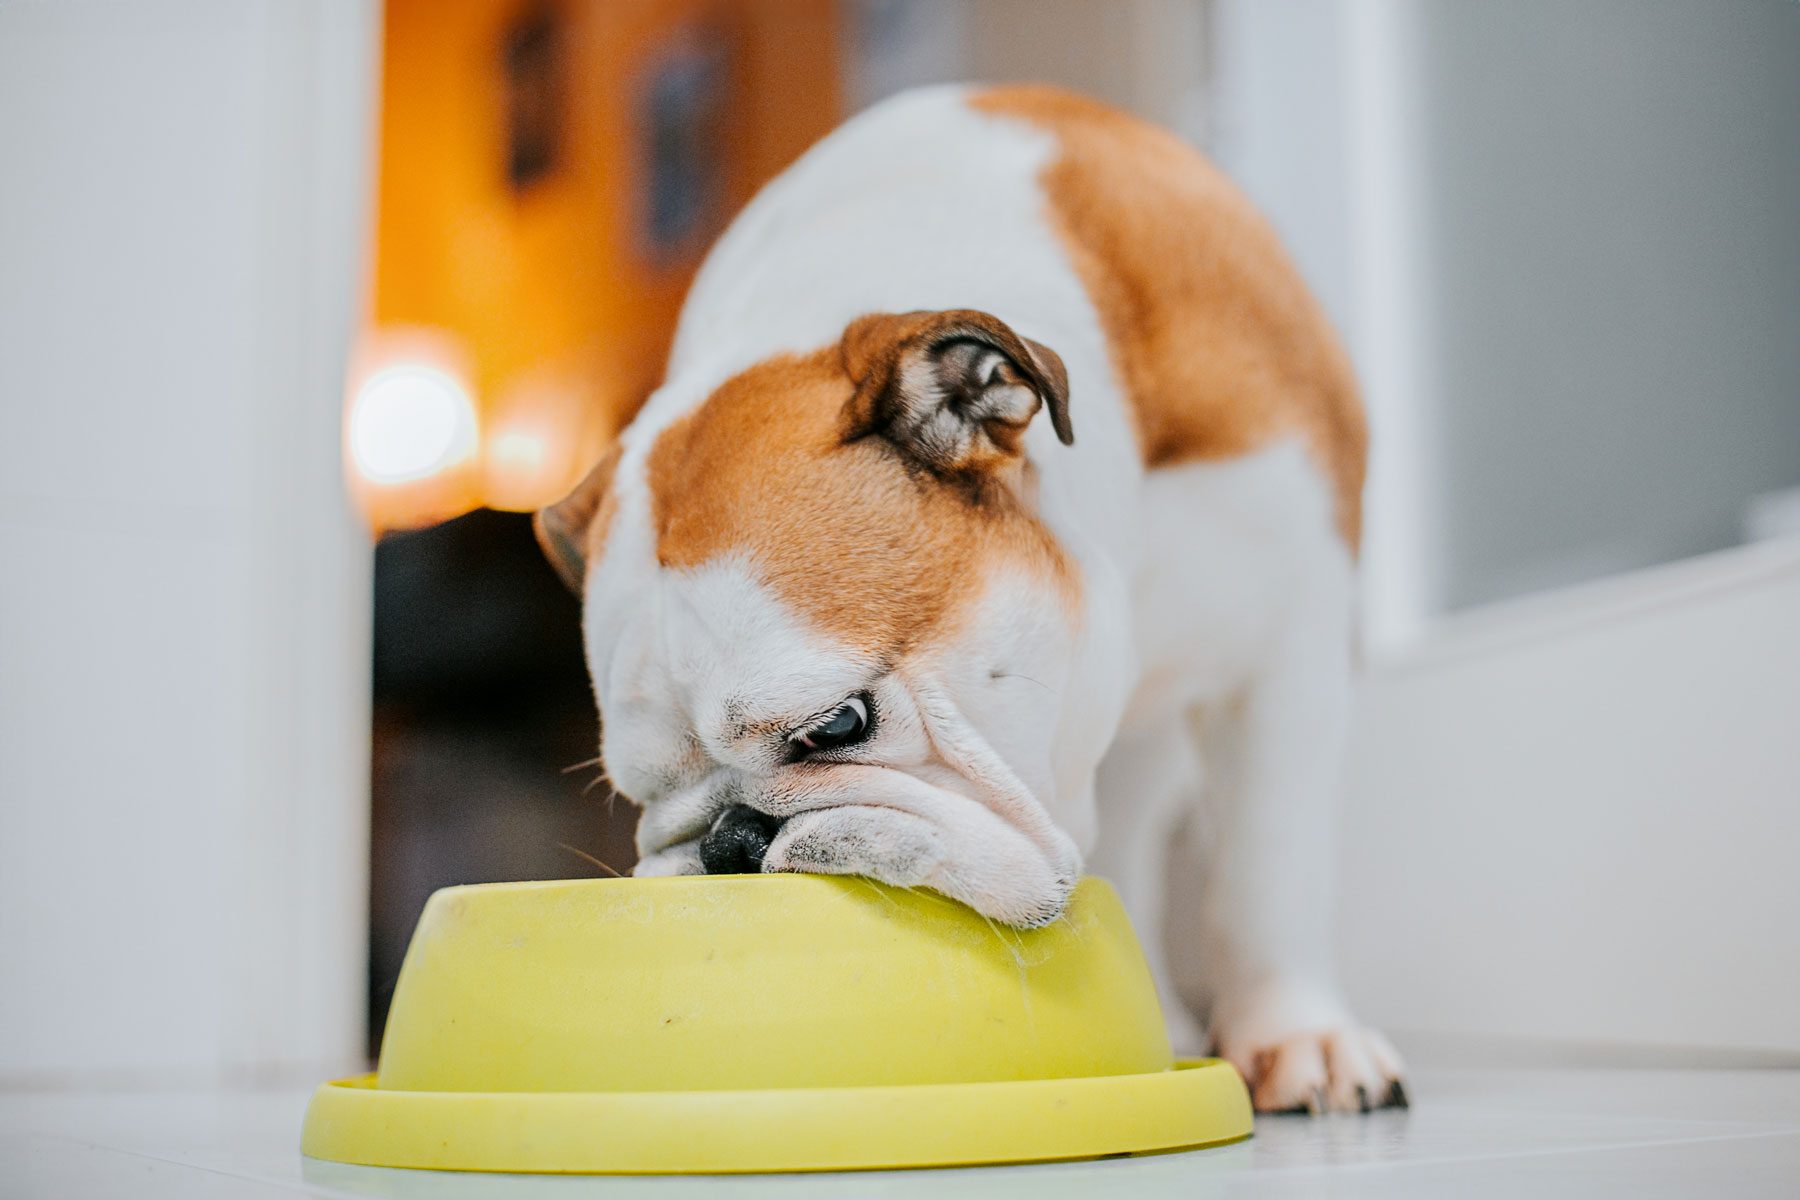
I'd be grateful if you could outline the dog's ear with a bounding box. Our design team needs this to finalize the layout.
[840,309,1072,475]
[533,444,620,595]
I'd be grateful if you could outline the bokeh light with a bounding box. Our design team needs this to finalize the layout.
[349,363,478,485]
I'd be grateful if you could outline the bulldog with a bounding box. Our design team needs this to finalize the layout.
[536,85,1404,1113]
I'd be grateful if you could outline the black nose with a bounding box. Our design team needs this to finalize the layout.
[698,805,783,875]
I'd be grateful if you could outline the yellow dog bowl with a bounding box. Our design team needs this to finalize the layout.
[302,875,1250,1173]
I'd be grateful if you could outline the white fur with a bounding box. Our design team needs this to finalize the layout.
[579,87,1401,1109]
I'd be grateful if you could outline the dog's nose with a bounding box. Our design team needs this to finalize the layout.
[698,805,783,875]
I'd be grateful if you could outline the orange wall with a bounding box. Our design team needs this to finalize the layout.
[357,0,842,529]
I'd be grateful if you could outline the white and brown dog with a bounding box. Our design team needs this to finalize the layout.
[537,85,1403,1113]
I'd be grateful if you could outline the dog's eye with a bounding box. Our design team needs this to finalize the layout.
[791,695,871,753]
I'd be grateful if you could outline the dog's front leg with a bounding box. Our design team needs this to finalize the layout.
[1188,572,1407,1114]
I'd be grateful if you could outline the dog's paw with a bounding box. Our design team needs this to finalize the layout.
[762,804,1073,929]
[632,841,706,877]
[1230,1026,1407,1114]
[762,805,944,886]
[1211,983,1407,1114]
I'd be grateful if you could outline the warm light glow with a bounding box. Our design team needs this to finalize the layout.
[482,418,570,513]
[348,363,478,484]
[488,429,547,477]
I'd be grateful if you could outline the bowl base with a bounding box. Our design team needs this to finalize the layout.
[302,1058,1252,1174]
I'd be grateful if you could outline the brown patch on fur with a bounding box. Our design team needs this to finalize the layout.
[646,346,1072,654]
[972,85,1367,544]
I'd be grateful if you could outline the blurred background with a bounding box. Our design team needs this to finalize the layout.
[3,0,1797,1087]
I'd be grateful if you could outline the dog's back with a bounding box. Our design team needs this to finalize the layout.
[667,83,1363,542]
[971,85,1365,542]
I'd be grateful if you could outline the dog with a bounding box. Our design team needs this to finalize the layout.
[536,84,1404,1113]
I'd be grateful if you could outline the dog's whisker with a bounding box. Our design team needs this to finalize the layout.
[596,767,625,813]
[561,755,605,775]
[557,842,624,878]
[989,671,1054,695]
[854,877,903,909]
[978,911,1029,971]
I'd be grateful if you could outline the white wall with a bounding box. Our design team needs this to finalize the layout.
[0,0,377,1086]
[1341,540,1800,1057]
[1417,0,1800,610]
[846,0,1209,138]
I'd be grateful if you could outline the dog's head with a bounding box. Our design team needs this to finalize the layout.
[536,310,1084,926]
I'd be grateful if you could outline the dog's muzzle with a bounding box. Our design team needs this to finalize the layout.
[698,805,784,875]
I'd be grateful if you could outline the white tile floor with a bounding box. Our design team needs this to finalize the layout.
[5,1067,1799,1198]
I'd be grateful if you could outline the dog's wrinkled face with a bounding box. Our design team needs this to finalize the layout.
[537,311,1086,926]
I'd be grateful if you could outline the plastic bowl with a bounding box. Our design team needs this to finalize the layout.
[302,874,1250,1173]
